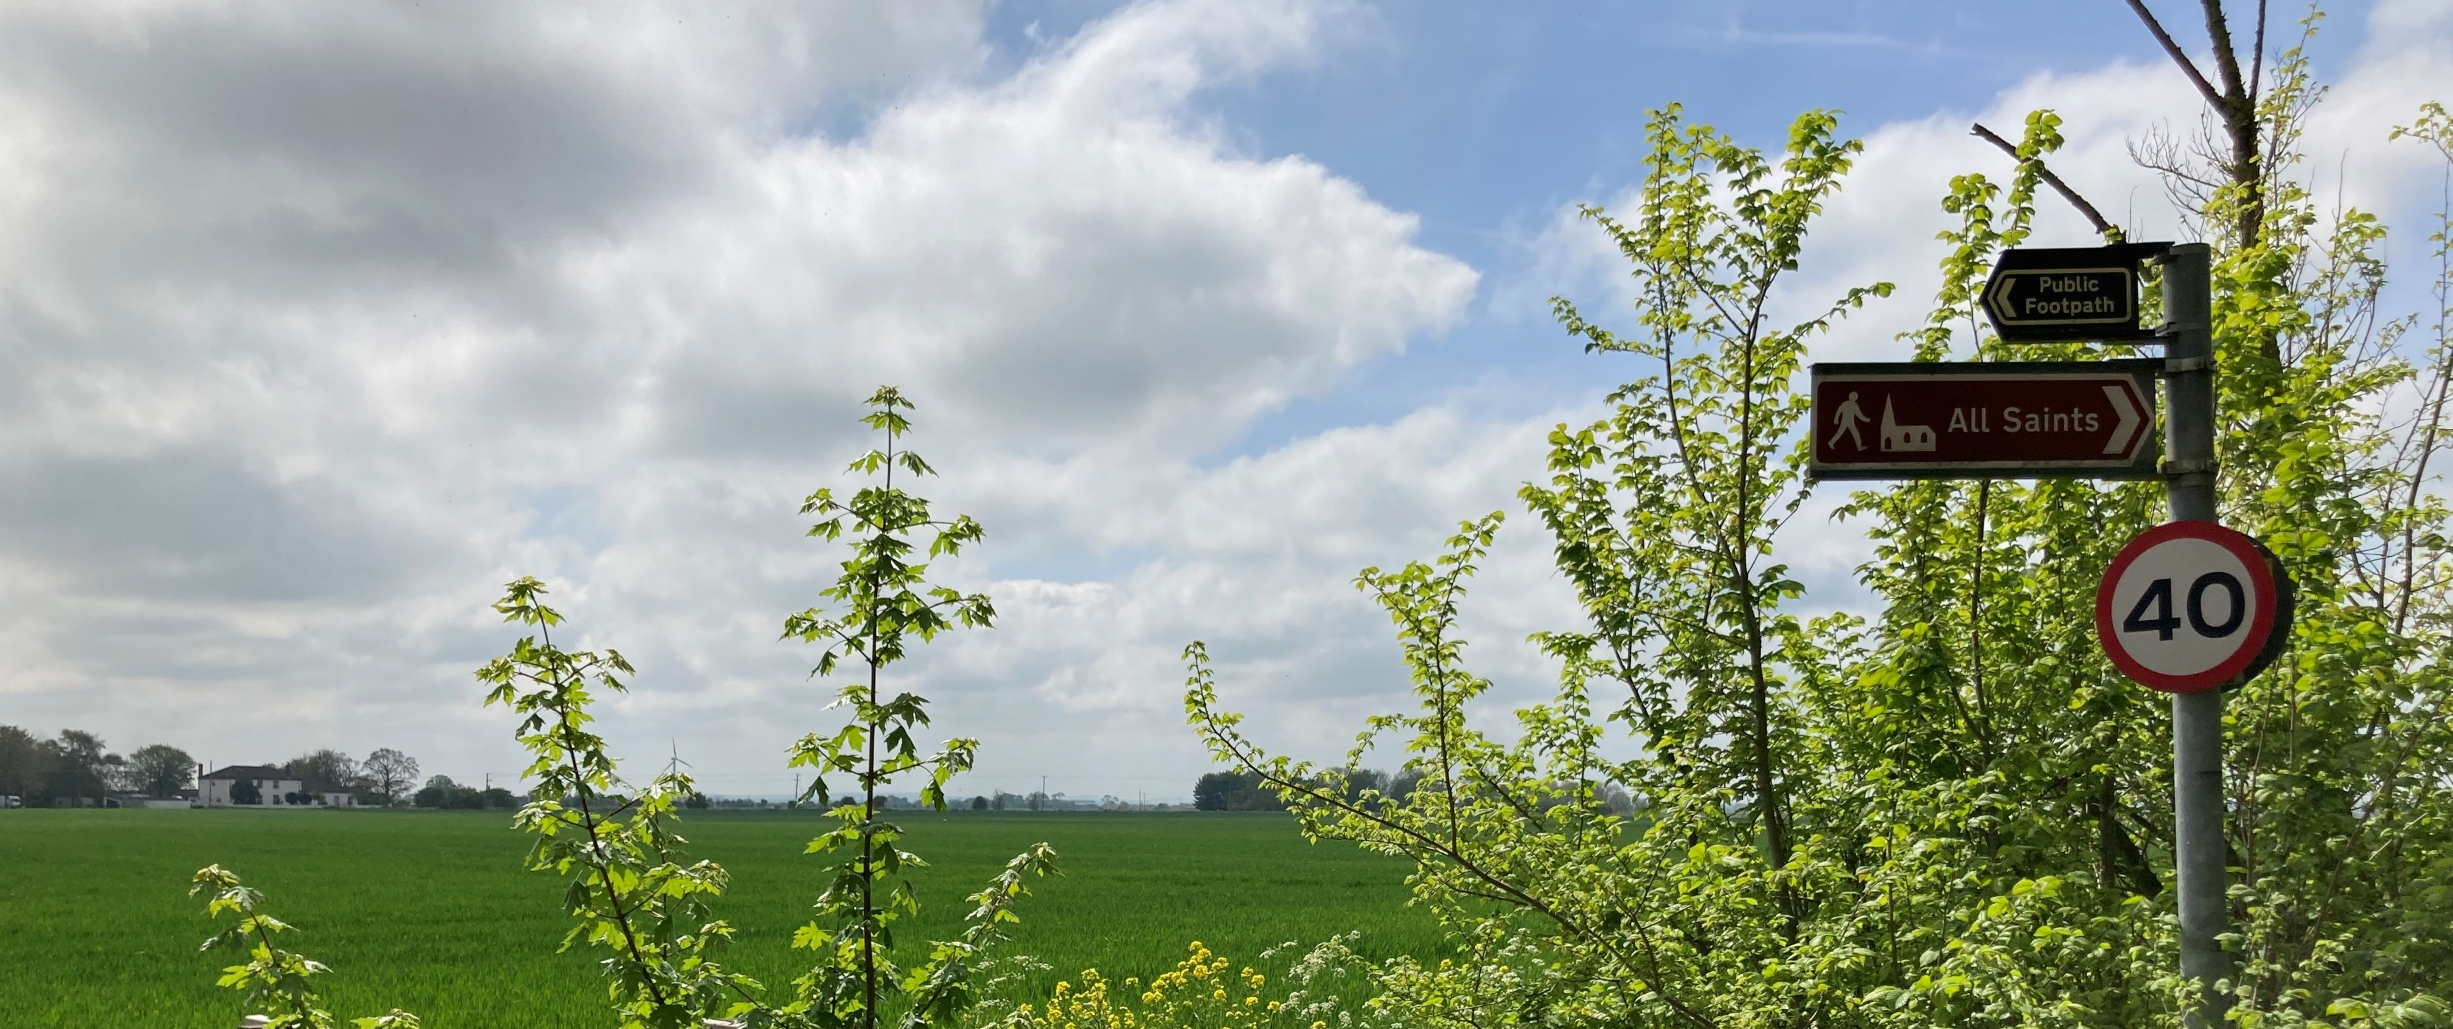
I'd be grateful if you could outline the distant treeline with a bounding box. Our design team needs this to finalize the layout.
[1193,767,1639,814]
[0,726,194,806]
[1192,768,1431,811]
[0,727,430,808]
[411,775,521,810]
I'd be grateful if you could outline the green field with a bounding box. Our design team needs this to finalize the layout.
[0,809,1443,1029]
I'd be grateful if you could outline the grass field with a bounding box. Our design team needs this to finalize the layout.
[0,809,1443,1029]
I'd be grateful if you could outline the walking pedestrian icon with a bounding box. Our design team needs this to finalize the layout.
[1831,392,1869,451]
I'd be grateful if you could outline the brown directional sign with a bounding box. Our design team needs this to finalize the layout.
[1809,360,2161,480]
[1982,243,2168,343]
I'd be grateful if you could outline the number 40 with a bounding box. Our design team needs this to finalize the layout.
[2123,572,2246,641]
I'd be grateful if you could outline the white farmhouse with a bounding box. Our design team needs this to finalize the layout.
[196,765,358,808]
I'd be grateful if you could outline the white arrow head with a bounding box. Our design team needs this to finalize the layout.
[1987,272,2017,323]
[2103,383,2142,455]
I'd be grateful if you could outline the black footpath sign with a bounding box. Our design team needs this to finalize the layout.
[1982,243,2167,343]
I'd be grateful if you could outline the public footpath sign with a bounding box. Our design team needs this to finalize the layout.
[2095,521,2295,694]
[1808,360,2159,480]
[1981,243,2166,342]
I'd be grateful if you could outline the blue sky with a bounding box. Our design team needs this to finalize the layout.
[0,0,2440,802]
[1000,1,2388,454]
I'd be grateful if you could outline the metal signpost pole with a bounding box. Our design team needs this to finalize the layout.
[1815,238,2267,1026]
[2159,242,2229,1026]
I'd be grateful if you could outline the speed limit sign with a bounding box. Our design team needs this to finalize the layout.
[2096,521,2295,693]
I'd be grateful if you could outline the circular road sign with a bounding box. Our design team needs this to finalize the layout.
[2095,521,2294,694]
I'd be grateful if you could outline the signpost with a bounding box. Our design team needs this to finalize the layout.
[1809,361,2158,480]
[1811,241,2244,1027]
[1981,243,2166,342]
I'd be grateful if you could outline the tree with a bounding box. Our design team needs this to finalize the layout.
[1383,768,1422,806]
[2124,0,2275,315]
[969,795,988,811]
[285,749,360,794]
[0,725,42,802]
[413,775,491,810]
[469,416,1060,1029]
[780,386,1055,1029]
[1193,771,1286,811]
[128,744,197,798]
[1192,772,1234,811]
[414,775,470,808]
[360,748,418,806]
[1194,103,1863,1025]
[188,866,420,1028]
[46,730,111,805]
[482,578,763,1028]
[228,779,262,806]
[1189,26,2453,1029]
[100,754,141,795]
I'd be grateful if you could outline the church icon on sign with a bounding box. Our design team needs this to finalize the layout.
[1880,396,1935,452]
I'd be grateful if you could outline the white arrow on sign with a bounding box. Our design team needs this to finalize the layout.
[1986,274,2014,324]
[2102,384,2141,455]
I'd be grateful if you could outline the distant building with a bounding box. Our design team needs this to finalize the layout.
[196,765,358,808]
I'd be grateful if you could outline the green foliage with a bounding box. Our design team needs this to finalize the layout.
[1191,103,1897,1029]
[132,743,199,798]
[189,864,419,1029]
[1194,771,1290,812]
[0,724,42,801]
[481,576,768,1029]
[996,937,1390,1029]
[779,386,1055,1029]
[173,386,1062,1029]
[359,749,421,807]
[285,750,360,796]
[1843,36,2453,1025]
[413,776,513,810]
[1189,56,2453,1029]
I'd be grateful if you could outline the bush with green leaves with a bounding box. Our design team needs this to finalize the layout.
[189,865,419,1029]
[190,387,1053,1029]
[1188,24,2453,1029]
[776,385,1056,1029]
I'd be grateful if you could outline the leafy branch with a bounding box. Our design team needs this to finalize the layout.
[779,386,1053,1029]
[190,865,419,1029]
[481,577,767,1029]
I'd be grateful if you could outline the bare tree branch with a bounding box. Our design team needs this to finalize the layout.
[2200,0,2251,110]
[2249,0,2269,107]
[1971,122,2124,241]
[2125,0,2227,111]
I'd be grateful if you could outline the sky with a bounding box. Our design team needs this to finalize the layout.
[2,0,2447,803]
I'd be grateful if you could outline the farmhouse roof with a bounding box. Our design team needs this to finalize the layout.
[202,764,292,780]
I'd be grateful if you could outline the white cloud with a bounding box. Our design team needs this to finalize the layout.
[0,0,1488,797]
[3,0,2443,804]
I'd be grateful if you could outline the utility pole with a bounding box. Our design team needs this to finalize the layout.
[2160,243,2230,1028]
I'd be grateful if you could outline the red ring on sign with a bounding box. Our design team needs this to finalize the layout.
[2093,520,2280,694]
